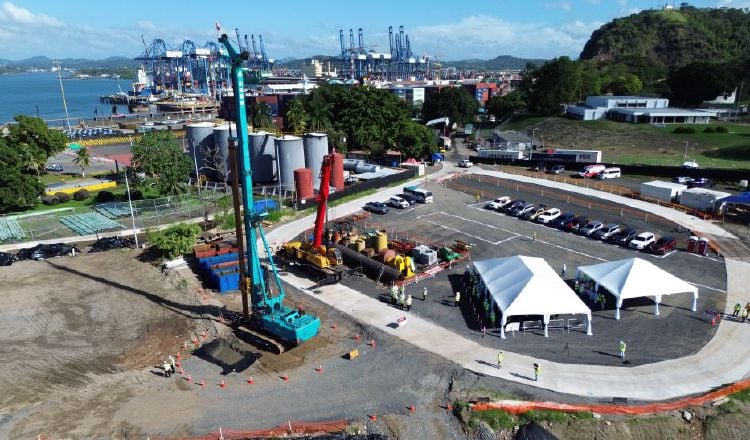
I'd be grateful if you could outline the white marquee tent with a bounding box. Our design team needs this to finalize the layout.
[473,256,593,339]
[575,258,698,320]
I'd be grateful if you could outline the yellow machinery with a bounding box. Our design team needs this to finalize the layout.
[389,254,415,278]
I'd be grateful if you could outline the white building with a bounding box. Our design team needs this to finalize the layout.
[565,96,713,124]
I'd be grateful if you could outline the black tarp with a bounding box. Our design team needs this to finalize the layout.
[16,243,80,260]
[0,252,16,266]
[89,236,134,253]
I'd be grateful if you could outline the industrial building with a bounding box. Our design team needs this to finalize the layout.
[565,96,714,124]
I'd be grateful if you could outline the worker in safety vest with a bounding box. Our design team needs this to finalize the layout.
[406,295,412,311]
[163,360,172,378]
[533,363,540,381]
[454,291,461,307]
[733,303,741,317]
[399,291,406,310]
[390,285,398,305]
[497,351,504,368]
[423,287,428,301]
[168,355,176,371]
[619,340,627,359]
[742,308,748,323]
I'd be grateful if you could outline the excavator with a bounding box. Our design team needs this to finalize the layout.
[279,153,346,283]
[219,34,320,352]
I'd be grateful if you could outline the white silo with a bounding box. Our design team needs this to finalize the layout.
[212,123,236,180]
[275,135,305,190]
[186,122,215,174]
[249,131,277,184]
[303,133,329,190]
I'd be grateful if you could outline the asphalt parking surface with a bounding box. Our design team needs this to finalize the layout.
[337,178,726,367]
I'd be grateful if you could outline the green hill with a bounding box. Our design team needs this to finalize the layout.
[580,6,750,72]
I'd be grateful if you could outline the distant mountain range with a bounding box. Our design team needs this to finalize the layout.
[0,56,139,70]
[0,54,545,72]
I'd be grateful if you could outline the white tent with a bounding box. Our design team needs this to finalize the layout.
[473,256,592,339]
[575,258,698,320]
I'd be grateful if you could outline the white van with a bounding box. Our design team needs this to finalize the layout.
[596,167,622,180]
[388,195,410,209]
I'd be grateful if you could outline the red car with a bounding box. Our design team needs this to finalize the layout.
[649,236,677,255]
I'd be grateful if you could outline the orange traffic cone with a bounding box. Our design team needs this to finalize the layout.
[219,380,226,389]
[354,333,360,341]
[201,331,207,340]
[409,405,416,413]
[331,323,337,330]
[446,404,453,411]
[282,374,289,382]
[200,379,205,387]
[176,352,182,360]
[711,316,717,326]
[185,374,192,382]
[368,339,376,347]
[179,367,184,375]
[369,414,377,421]
[247,376,254,384]
[315,365,323,373]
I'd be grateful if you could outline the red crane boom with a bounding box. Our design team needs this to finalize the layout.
[312,154,334,249]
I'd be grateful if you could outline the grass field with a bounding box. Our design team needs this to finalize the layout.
[499,116,750,169]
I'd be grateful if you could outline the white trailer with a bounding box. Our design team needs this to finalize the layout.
[553,149,603,163]
[640,181,687,203]
[477,149,524,160]
[679,188,731,212]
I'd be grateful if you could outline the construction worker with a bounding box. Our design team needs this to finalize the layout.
[168,355,176,372]
[742,307,748,323]
[390,285,398,305]
[733,303,741,317]
[423,286,428,301]
[399,291,406,310]
[497,350,504,368]
[619,340,627,359]
[455,291,461,307]
[406,294,412,312]
[561,263,567,278]
[533,363,540,381]
[475,194,481,203]
[163,360,172,378]
[399,284,405,298]
[532,231,537,242]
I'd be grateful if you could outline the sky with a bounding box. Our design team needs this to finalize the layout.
[0,0,748,61]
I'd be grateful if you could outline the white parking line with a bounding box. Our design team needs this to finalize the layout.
[686,252,723,263]
[423,219,502,245]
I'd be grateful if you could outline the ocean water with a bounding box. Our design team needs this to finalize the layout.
[0,72,129,126]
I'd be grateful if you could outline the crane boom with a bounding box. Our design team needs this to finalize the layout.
[312,155,334,249]
[219,34,320,347]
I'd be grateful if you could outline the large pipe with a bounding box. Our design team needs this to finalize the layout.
[335,244,401,283]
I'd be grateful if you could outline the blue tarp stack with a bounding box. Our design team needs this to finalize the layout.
[197,252,249,293]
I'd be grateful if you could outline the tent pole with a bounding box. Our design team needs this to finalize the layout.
[692,292,698,312]
[586,314,592,335]
[500,315,507,339]
[615,298,623,320]
[654,295,661,316]
[543,314,550,338]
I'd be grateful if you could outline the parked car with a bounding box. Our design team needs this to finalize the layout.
[364,201,389,214]
[688,177,715,188]
[458,159,473,168]
[537,208,562,224]
[579,221,604,236]
[388,195,410,209]
[564,215,589,232]
[672,176,694,184]
[509,202,533,217]
[629,232,657,250]
[595,167,622,180]
[593,224,622,240]
[649,236,677,255]
[548,165,565,175]
[550,212,575,228]
[522,205,548,221]
[682,161,700,169]
[515,203,537,218]
[399,193,418,205]
[578,164,606,178]
[45,163,64,172]
[608,227,638,245]
[486,196,512,210]
[503,199,526,213]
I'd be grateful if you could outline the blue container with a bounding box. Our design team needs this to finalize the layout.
[198,252,247,273]
[211,267,240,293]
[253,199,279,213]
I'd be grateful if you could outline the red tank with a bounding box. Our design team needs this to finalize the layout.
[294,168,314,200]
[330,152,345,190]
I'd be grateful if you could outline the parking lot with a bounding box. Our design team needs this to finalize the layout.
[340,175,727,367]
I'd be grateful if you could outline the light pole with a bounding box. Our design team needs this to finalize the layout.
[121,163,139,248]
[683,141,690,163]
[191,140,202,201]
[531,128,538,151]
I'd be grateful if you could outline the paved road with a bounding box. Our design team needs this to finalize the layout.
[265,158,750,401]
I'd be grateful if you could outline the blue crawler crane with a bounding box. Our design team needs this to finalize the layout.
[219,34,320,351]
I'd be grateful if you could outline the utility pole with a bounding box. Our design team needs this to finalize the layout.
[122,165,139,248]
[54,61,71,131]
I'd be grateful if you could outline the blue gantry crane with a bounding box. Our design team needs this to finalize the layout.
[218,34,320,349]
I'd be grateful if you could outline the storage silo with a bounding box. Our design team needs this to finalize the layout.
[275,135,304,190]
[186,122,215,173]
[330,152,345,190]
[249,131,277,184]
[294,168,314,200]
[303,133,329,190]
[212,123,236,179]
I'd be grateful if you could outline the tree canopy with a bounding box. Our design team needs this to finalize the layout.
[667,61,739,106]
[421,86,478,125]
[131,131,192,195]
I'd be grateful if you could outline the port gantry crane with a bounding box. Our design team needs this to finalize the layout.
[219,33,320,351]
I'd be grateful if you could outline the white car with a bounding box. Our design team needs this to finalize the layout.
[682,161,699,169]
[486,196,512,210]
[629,232,656,250]
[536,208,562,224]
[458,159,473,168]
[388,195,410,209]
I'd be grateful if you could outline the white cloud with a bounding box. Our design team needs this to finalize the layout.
[137,20,157,31]
[0,2,63,27]
[409,15,602,60]
[545,1,572,10]
[716,0,750,7]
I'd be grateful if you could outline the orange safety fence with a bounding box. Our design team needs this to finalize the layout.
[471,377,750,416]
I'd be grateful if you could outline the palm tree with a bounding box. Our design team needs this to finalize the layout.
[73,146,91,177]
[251,102,274,130]
[285,99,308,133]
